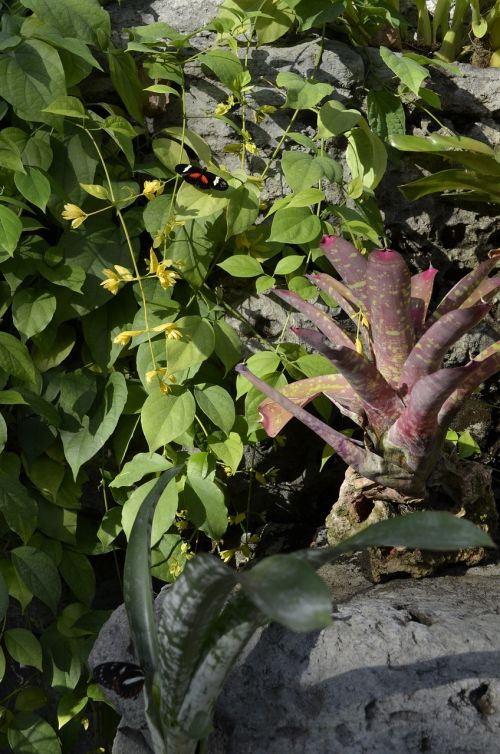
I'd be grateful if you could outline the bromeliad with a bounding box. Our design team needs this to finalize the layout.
[237,237,499,555]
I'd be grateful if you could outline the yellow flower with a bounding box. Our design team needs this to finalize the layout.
[113,329,143,346]
[219,548,237,564]
[169,559,183,578]
[159,381,171,394]
[143,179,164,201]
[61,203,87,229]
[156,263,180,289]
[147,248,160,274]
[215,95,235,116]
[100,265,135,295]
[100,269,120,295]
[113,265,134,281]
[152,322,183,341]
[245,141,258,155]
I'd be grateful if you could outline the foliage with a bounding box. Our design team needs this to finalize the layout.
[117,473,494,753]
[0,0,497,749]
[389,131,500,205]
[238,240,500,496]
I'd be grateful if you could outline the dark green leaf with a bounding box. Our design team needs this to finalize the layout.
[240,554,332,631]
[4,628,43,671]
[0,477,37,543]
[12,546,61,613]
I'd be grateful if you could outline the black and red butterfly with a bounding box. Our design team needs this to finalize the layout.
[93,661,145,698]
[175,164,229,191]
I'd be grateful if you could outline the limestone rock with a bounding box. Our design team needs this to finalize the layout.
[207,565,500,753]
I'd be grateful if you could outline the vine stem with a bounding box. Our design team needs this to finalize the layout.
[84,127,158,374]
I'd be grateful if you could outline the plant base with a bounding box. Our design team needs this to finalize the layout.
[325,452,498,581]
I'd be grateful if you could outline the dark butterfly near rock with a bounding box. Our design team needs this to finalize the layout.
[175,164,229,191]
[93,661,145,698]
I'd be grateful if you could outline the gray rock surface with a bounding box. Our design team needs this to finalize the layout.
[91,563,500,754]
[207,564,500,754]
[107,0,223,34]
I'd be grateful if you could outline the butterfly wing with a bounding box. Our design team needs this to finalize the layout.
[93,661,145,698]
[175,164,228,191]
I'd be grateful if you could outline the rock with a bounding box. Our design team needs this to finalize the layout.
[107,0,223,34]
[207,564,500,753]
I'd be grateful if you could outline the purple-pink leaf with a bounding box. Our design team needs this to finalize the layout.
[429,249,500,324]
[307,273,363,319]
[367,249,414,389]
[273,289,355,350]
[461,276,500,308]
[386,364,479,471]
[237,364,418,492]
[258,373,364,436]
[309,344,404,436]
[410,265,438,334]
[319,235,369,309]
[438,344,500,429]
[398,303,491,394]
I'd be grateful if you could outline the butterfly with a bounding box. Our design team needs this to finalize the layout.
[93,661,145,698]
[175,164,229,191]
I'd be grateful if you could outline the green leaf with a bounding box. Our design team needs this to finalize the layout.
[254,0,295,44]
[199,49,243,91]
[152,137,189,171]
[110,452,172,488]
[267,188,325,216]
[217,255,264,278]
[183,453,228,540]
[8,713,62,754]
[163,127,212,164]
[12,546,61,614]
[367,90,406,140]
[456,430,481,459]
[141,388,196,451]
[317,100,361,137]
[42,95,86,118]
[346,127,387,190]
[0,646,4,683]
[108,47,147,123]
[0,558,33,611]
[15,687,47,712]
[194,383,235,434]
[14,167,51,211]
[60,372,128,480]
[12,290,57,339]
[4,628,43,671]
[208,431,244,474]
[59,550,95,605]
[121,476,179,545]
[277,71,333,110]
[167,214,226,288]
[240,555,332,631]
[57,691,88,729]
[124,468,181,686]
[281,151,324,193]
[0,39,66,126]
[165,316,215,374]
[0,413,6,455]
[380,46,429,96]
[274,254,305,275]
[213,319,242,374]
[0,133,25,172]
[268,207,321,244]
[20,0,110,47]
[305,511,496,570]
[0,205,22,256]
[175,182,229,219]
[225,184,260,238]
[0,572,8,622]
[79,183,109,200]
[0,477,37,543]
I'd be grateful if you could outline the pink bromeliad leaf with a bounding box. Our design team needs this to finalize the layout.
[366,249,415,389]
[319,235,369,310]
[398,303,491,395]
[237,364,418,492]
[272,288,355,350]
[428,249,500,324]
[258,373,364,437]
[410,265,438,335]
